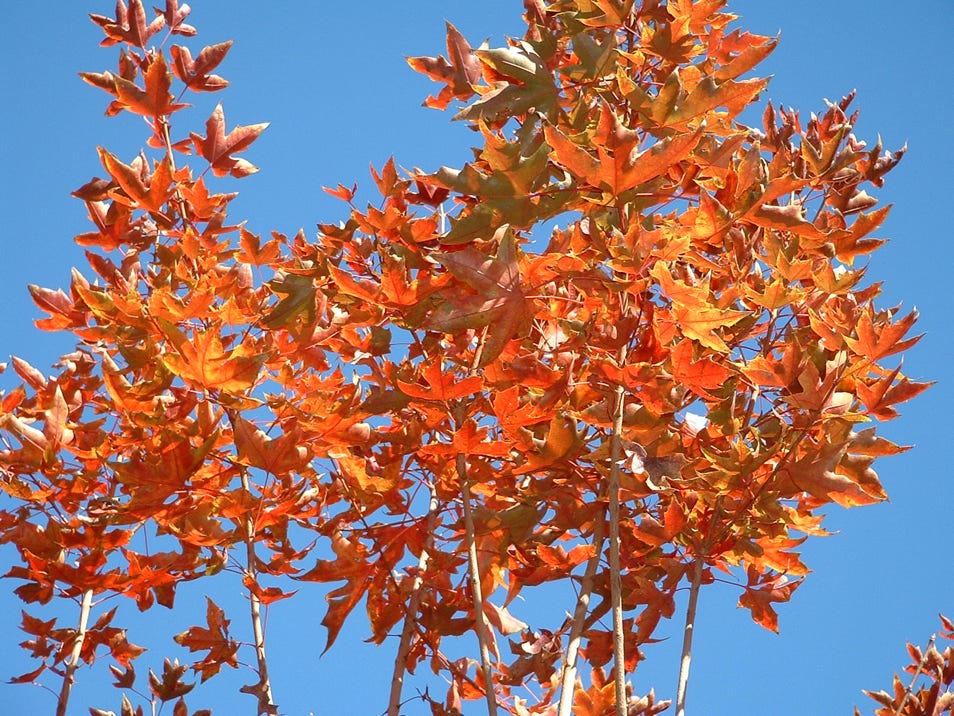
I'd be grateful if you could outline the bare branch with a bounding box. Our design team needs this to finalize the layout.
[675,557,705,716]
[56,589,93,716]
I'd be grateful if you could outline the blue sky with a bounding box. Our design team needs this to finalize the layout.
[0,1,951,714]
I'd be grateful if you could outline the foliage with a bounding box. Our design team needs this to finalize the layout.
[0,1,930,714]
[856,615,954,716]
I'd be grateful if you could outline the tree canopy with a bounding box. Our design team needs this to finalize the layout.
[0,2,947,715]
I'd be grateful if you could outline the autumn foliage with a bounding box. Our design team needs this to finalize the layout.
[0,1,936,715]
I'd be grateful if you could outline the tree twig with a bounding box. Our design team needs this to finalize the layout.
[240,468,277,715]
[56,589,94,716]
[609,344,629,716]
[893,633,936,716]
[458,325,498,716]
[459,451,498,716]
[557,509,607,716]
[388,483,439,716]
[675,556,705,716]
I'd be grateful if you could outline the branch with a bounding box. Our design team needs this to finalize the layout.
[675,556,705,716]
[893,633,936,716]
[388,483,439,716]
[557,510,607,716]
[453,326,498,716]
[459,452,498,716]
[608,344,629,716]
[56,589,93,716]
[240,468,277,715]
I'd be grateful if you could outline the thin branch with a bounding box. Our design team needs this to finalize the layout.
[675,556,705,716]
[459,451,498,716]
[608,343,629,716]
[454,324,498,716]
[158,116,193,232]
[388,483,439,716]
[893,633,936,716]
[240,468,277,715]
[56,589,94,716]
[557,510,607,716]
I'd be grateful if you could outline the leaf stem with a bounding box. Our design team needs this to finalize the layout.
[675,556,705,716]
[56,589,93,716]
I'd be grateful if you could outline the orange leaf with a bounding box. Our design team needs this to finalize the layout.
[190,103,268,177]
[397,359,483,402]
[670,339,732,398]
[738,573,800,633]
[748,202,824,239]
[112,54,184,117]
[161,327,262,394]
[844,307,922,363]
[232,415,309,475]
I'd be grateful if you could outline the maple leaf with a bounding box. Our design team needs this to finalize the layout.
[407,22,481,109]
[738,568,801,633]
[190,104,268,177]
[856,364,933,421]
[844,307,922,363]
[90,0,165,48]
[231,414,310,476]
[98,148,173,213]
[160,325,263,394]
[111,54,186,117]
[262,272,319,330]
[161,0,197,36]
[170,41,232,92]
[668,75,768,125]
[425,226,532,366]
[650,261,748,351]
[173,599,238,682]
[670,338,732,399]
[545,109,704,193]
[747,201,825,240]
[236,227,281,266]
[298,532,373,653]
[397,359,484,402]
[456,43,559,122]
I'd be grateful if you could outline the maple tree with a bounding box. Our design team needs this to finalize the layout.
[0,1,935,715]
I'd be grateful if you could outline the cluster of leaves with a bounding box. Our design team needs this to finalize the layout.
[0,1,930,714]
[858,615,954,716]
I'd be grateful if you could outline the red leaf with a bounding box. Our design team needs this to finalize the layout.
[161,0,197,36]
[170,41,232,91]
[190,104,268,177]
[232,415,310,476]
[397,359,484,402]
[112,54,185,117]
[738,570,800,632]
[90,0,165,48]
[670,339,732,399]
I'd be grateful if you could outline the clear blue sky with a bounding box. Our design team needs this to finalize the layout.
[1,2,951,714]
